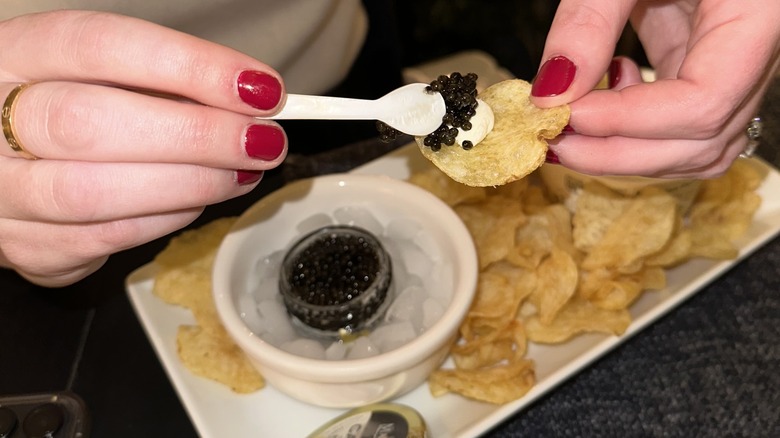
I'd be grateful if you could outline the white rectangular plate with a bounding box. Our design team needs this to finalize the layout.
[127,144,780,437]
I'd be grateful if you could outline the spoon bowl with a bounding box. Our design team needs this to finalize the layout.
[262,83,446,136]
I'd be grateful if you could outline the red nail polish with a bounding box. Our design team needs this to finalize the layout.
[236,170,264,185]
[608,59,621,89]
[237,71,282,110]
[545,149,560,164]
[532,56,577,97]
[561,124,575,134]
[245,124,285,160]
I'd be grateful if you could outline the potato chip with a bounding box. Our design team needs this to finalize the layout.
[453,321,527,370]
[581,187,677,271]
[428,359,535,404]
[689,193,761,241]
[507,204,577,270]
[695,159,763,204]
[525,298,632,343]
[415,79,570,187]
[487,177,530,200]
[645,227,692,268]
[153,217,237,309]
[407,164,487,207]
[177,325,265,393]
[639,266,667,291]
[688,225,739,260]
[455,197,526,268]
[506,213,554,270]
[589,278,643,310]
[572,181,634,252]
[535,248,579,325]
[460,262,535,340]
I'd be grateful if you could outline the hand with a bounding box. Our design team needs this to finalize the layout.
[531,0,780,178]
[0,11,287,287]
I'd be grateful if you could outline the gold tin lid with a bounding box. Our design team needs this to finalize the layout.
[307,403,427,438]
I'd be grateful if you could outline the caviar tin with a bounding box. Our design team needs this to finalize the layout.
[279,225,393,338]
[307,403,427,438]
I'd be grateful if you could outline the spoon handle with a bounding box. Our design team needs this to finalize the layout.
[256,83,445,136]
[271,94,382,121]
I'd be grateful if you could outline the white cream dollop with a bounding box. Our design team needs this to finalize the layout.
[453,99,494,147]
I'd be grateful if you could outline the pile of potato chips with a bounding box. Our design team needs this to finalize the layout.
[415,158,764,404]
[149,156,763,405]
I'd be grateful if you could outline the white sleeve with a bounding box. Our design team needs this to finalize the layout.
[2,0,368,94]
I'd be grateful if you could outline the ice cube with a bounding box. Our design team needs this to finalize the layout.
[413,230,443,262]
[369,321,417,352]
[396,240,431,280]
[423,261,454,304]
[280,338,326,360]
[238,291,264,334]
[345,336,379,360]
[325,341,348,361]
[256,299,297,345]
[333,206,384,235]
[296,213,334,235]
[385,217,422,241]
[252,251,284,302]
[421,297,445,330]
[385,285,425,330]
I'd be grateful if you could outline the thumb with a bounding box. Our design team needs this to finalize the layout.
[530,0,636,108]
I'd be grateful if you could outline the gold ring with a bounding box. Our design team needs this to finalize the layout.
[2,83,38,160]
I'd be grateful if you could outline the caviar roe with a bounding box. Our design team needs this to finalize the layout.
[377,72,480,151]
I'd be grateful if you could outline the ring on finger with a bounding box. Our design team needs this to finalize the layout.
[2,83,38,160]
[740,116,762,159]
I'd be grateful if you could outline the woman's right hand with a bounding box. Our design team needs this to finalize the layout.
[531,0,780,179]
[0,10,288,287]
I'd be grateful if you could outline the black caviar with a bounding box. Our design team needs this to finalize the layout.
[279,226,392,337]
[377,72,480,151]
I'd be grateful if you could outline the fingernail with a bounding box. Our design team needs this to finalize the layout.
[237,70,282,110]
[245,124,285,160]
[236,170,264,185]
[532,56,577,97]
[561,124,575,135]
[608,59,622,89]
[545,149,560,164]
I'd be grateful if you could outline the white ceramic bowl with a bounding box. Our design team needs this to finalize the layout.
[212,173,478,408]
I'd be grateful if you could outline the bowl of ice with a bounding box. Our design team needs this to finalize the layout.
[212,173,478,408]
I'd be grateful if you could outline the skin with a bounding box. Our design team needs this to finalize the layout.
[532,0,780,178]
[0,11,287,287]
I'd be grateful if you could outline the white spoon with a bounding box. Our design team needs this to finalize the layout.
[259,83,446,136]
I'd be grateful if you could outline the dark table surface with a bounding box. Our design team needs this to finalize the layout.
[3,74,780,437]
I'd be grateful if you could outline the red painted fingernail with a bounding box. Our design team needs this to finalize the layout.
[545,149,560,164]
[245,124,285,160]
[236,170,264,185]
[532,56,577,97]
[237,70,282,110]
[608,59,622,89]
[561,124,575,135]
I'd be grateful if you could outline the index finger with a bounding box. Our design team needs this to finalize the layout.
[0,10,284,114]
[530,0,636,107]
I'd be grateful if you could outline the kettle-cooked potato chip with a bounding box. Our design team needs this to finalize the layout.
[416,79,570,187]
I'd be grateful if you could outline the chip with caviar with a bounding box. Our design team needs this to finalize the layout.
[415,79,570,187]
